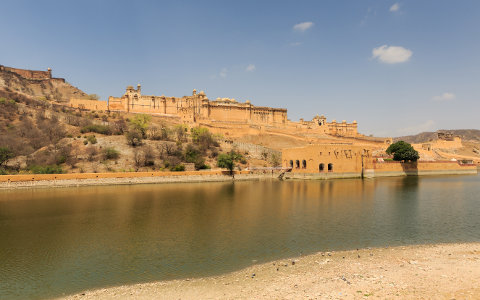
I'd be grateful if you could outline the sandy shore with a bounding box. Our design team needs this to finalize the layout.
[60,243,480,299]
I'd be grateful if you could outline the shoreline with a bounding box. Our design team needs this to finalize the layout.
[0,173,278,190]
[60,242,480,299]
[1,170,477,190]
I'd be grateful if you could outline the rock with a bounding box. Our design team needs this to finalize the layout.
[292,261,295,265]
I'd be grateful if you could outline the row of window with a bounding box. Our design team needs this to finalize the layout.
[288,160,334,172]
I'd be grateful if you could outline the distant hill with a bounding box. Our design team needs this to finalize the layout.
[395,130,480,143]
[0,65,89,102]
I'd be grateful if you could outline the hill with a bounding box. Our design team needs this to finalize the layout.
[0,65,89,102]
[395,129,480,144]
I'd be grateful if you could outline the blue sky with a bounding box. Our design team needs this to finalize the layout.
[1,0,479,136]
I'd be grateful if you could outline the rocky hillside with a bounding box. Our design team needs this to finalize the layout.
[0,68,89,102]
[0,89,282,175]
[395,130,480,143]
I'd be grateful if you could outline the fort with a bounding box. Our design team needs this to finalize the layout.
[69,84,360,137]
[0,65,65,82]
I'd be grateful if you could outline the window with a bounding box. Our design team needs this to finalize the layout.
[328,163,333,172]
[319,163,324,172]
[302,160,307,168]
[295,160,300,168]
[289,160,293,168]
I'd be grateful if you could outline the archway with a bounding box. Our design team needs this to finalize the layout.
[328,163,333,172]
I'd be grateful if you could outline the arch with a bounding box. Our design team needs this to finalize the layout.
[302,160,307,168]
[319,163,325,172]
[289,160,293,168]
[328,163,333,172]
[295,160,300,168]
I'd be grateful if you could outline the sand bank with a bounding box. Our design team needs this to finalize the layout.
[61,242,480,299]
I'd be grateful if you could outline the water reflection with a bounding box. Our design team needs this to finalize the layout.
[0,175,479,299]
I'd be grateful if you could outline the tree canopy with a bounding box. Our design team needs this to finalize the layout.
[0,147,14,166]
[217,150,244,175]
[129,114,151,138]
[386,141,420,162]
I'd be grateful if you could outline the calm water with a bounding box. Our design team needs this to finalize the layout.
[1,175,479,299]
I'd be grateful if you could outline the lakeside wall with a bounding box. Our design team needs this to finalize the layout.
[0,162,476,189]
[0,170,263,189]
[285,161,477,180]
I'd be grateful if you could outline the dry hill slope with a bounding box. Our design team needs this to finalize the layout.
[0,66,89,102]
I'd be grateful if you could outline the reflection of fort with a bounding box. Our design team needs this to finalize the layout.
[69,84,360,137]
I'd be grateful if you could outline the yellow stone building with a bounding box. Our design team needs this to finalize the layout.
[69,84,360,137]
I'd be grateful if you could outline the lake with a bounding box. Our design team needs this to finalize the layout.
[1,175,479,299]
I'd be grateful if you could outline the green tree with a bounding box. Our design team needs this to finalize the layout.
[217,150,244,176]
[386,141,420,162]
[129,114,151,138]
[0,147,14,167]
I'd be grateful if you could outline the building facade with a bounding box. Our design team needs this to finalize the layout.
[69,84,360,136]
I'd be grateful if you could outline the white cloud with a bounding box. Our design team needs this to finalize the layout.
[289,42,302,47]
[245,64,256,72]
[372,45,412,64]
[219,68,227,78]
[432,92,456,101]
[397,120,435,136]
[293,22,314,32]
[390,3,400,12]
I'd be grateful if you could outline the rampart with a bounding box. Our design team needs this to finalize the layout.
[0,65,52,80]
[69,98,108,111]
[0,170,256,189]
[365,160,477,177]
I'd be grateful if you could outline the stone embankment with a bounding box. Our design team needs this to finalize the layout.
[0,170,280,189]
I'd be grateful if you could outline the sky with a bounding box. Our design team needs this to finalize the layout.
[1,0,479,137]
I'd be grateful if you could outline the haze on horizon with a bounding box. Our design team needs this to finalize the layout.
[1,0,479,137]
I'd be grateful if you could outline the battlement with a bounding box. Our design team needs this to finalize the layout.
[0,65,53,80]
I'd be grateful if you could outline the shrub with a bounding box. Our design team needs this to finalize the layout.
[80,124,112,135]
[126,130,143,146]
[170,164,185,172]
[86,135,97,144]
[103,147,120,160]
[29,165,63,174]
[0,147,14,166]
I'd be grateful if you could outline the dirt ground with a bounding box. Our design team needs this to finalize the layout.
[61,243,480,300]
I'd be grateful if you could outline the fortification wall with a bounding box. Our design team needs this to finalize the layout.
[69,98,108,111]
[0,170,250,183]
[366,160,477,177]
[0,65,52,80]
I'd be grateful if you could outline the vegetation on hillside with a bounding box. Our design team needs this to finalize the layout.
[0,89,265,175]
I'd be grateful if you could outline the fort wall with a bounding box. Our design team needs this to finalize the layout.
[69,98,108,111]
[0,65,52,80]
